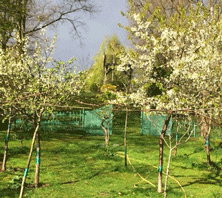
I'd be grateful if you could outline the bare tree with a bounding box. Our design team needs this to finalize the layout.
[0,0,99,48]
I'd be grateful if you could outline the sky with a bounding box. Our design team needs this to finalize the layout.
[47,0,130,71]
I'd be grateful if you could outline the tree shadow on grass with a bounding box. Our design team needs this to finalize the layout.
[113,187,154,197]
[4,128,88,143]
[40,129,88,140]
[0,146,29,164]
[53,172,100,187]
[8,146,29,156]
[173,169,222,190]
[175,176,222,189]
[1,182,51,198]
[174,160,222,177]
[0,152,3,162]
[110,185,184,198]
[0,186,19,198]
[127,135,159,148]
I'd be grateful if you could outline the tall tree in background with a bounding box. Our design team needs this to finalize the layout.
[0,0,98,49]
[0,0,20,50]
[103,35,126,86]
[83,34,130,93]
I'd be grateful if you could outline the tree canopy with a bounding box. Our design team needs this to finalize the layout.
[125,0,222,53]
[117,2,222,121]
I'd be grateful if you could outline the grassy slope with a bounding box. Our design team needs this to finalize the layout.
[0,111,222,197]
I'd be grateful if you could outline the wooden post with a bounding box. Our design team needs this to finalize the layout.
[124,108,128,167]
[158,112,172,193]
[35,130,41,188]
[205,116,212,166]
[1,117,11,172]
[205,135,211,166]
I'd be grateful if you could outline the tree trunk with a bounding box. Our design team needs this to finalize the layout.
[158,113,172,193]
[1,117,11,172]
[205,135,211,166]
[19,120,40,198]
[201,116,208,137]
[14,118,17,138]
[124,109,128,167]
[174,133,178,156]
[202,116,211,166]
[101,116,109,156]
[103,54,107,84]
[35,130,41,188]
[158,133,164,193]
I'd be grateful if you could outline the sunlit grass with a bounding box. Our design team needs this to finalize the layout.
[0,111,222,197]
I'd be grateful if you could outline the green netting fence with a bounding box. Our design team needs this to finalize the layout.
[11,105,113,135]
[83,105,113,135]
[141,113,173,136]
[174,120,199,137]
[171,121,221,138]
[140,112,222,137]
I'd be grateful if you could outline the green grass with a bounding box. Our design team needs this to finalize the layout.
[0,111,222,197]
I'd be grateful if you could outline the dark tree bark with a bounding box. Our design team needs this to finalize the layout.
[124,109,128,167]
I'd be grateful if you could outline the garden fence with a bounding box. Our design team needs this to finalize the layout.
[11,105,113,135]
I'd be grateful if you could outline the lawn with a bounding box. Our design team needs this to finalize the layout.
[0,111,222,198]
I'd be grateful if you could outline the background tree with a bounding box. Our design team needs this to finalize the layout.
[0,0,98,49]
[83,34,132,94]
[0,0,18,50]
